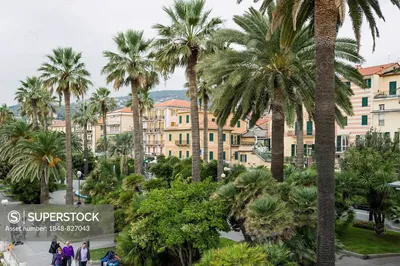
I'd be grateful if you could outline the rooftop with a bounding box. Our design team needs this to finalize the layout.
[154,99,190,108]
[357,62,400,76]
[51,120,66,127]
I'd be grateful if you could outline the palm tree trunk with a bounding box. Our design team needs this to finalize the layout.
[217,125,223,180]
[32,100,39,130]
[102,108,108,157]
[44,112,49,131]
[314,1,337,264]
[40,168,49,204]
[64,91,73,204]
[187,49,201,182]
[83,122,89,177]
[131,83,142,175]
[271,88,284,182]
[296,103,304,169]
[139,110,144,170]
[203,97,208,163]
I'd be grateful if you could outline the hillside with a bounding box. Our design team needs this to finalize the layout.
[10,90,188,119]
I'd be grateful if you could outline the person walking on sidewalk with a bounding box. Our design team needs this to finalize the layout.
[62,241,74,266]
[75,242,90,266]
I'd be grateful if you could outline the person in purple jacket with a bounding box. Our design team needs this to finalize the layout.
[62,241,74,266]
[52,247,67,266]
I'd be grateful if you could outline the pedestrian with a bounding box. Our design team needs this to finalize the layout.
[52,247,67,266]
[62,241,74,266]
[75,242,90,266]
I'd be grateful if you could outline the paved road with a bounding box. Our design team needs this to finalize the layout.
[336,255,400,265]
[50,180,85,205]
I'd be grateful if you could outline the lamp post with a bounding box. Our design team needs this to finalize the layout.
[2,199,8,241]
[77,170,82,204]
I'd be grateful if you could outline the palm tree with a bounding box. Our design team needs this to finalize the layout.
[0,120,32,160]
[217,125,224,180]
[8,130,66,203]
[102,30,155,175]
[152,0,222,182]
[15,76,44,129]
[37,90,58,131]
[0,104,14,127]
[39,47,92,204]
[109,132,133,176]
[239,0,400,263]
[72,101,98,176]
[90,87,117,157]
[200,8,363,181]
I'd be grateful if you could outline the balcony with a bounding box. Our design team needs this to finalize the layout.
[145,140,165,146]
[231,142,240,147]
[107,120,121,125]
[175,140,190,146]
[374,92,400,99]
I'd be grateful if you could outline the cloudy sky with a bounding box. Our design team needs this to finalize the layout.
[1,0,399,105]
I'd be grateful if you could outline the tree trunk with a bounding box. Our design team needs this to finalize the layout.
[271,88,284,182]
[314,0,338,264]
[40,168,49,204]
[239,222,252,243]
[296,103,304,169]
[43,112,49,131]
[139,110,144,171]
[131,83,142,175]
[32,100,39,130]
[186,49,201,182]
[102,107,108,157]
[64,91,73,204]
[203,97,208,163]
[83,122,89,177]
[217,125,224,180]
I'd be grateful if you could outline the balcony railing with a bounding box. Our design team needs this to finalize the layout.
[175,140,190,146]
[374,92,400,99]
[145,140,165,146]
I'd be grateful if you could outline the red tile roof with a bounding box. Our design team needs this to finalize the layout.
[113,107,133,113]
[256,117,269,126]
[357,63,400,76]
[155,99,190,108]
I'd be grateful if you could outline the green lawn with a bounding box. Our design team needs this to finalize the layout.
[218,237,236,248]
[90,247,115,260]
[339,226,400,254]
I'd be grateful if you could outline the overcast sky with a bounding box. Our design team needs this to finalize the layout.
[1,0,399,105]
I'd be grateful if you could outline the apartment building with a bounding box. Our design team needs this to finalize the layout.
[337,62,400,153]
[143,99,190,155]
[104,107,134,137]
[163,110,251,164]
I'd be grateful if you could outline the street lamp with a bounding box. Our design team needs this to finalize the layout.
[221,173,226,178]
[2,199,8,241]
[77,170,82,204]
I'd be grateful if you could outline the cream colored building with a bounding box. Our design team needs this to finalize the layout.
[143,100,190,155]
[103,107,134,137]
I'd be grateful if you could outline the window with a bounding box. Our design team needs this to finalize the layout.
[362,97,368,107]
[179,116,182,124]
[307,121,313,135]
[179,133,182,144]
[179,151,182,158]
[234,151,239,160]
[240,154,247,162]
[384,132,390,139]
[209,151,214,160]
[291,144,296,157]
[389,81,397,95]
[223,134,226,142]
[209,133,214,142]
[345,81,351,87]
[169,134,172,142]
[212,118,216,122]
[344,117,348,127]
[168,150,172,157]
[337,135,349,152]
[379,114,385,126]
[186,151,190,158]
[186,115,190,123]
[237,121,241,128]
[365,78,371,88]
[379,104,385,111]
[361,115,368,126]
[223,151,226,160]
[186,133,190,144]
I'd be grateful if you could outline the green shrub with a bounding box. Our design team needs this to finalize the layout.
[353,220,376,231]
[142,178,168,191]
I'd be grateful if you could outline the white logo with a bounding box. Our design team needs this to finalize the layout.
[8,210,21,224]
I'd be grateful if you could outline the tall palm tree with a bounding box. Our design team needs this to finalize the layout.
[90,87,117,157]
[0,104,14,127]
[239,0,400,263]
[102,30,154,175]
[109,132,133,176]
[0,120,32,160]
[217,125,223,180]
[15,76,43,130]
[200,8,363,182]
[38,91,58,131]
[39,47,92,204]
[72,101,98,176]
[8,130,66,203]
[152,0,222,182]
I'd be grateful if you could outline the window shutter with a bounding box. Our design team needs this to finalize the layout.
[209,151,214,160]
[389,81,397,95]
[186,115,189,123]
[209,133,214,141]
[179,151,182,158]
[223,134,226,142]
[291,144,296,157]
[362,97,368,107]
[304,144,307,156]
[234,151,238,160]
[168,150,172,157]
[361,115,368,125]
[223,151,226,160]
[237,135,241,145]
[186,151,189,158]
[307,121,313,135]
[186,133,190,144]
[230,135,234,145]
[179,134,182,144]
[337,136,342,152]
[179,116,182,124]
[169,134,172,141]
[237,121,241,128]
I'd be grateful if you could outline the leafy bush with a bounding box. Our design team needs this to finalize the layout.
[353,220,376,231]
[10,179,58,204]
[142,178,169,191]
